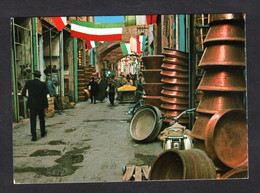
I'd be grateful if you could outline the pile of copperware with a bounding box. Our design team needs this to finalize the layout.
[190,13,248,178]
[141,55,165,110]
[160,48,189,128]
[77,69,85,101]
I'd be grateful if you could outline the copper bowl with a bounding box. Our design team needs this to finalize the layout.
[209,13,244,24]
[161,70,189,79]
[197,91,244,114]
[221,166,248,179]
[162,48,188,60]
[197,69,246,92]
[142,96,162,109]
[143,83,163,96]
[161,96,189,105]
[204,23,245,44]
[205,109,248,168]
[161,63,189,72]
[162,57,188,66]
[190,112,213,140]
[162,84,189,92]
[161,89,189,98]
[160,103,188,111]
[198,44,245,68]
[161,77,189,85]
[142,55,165,69]
[142,69,162,83]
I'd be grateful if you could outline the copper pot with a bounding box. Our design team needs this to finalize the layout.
[162,48,188,60]
[198,44,245,68]
[161,70,189,79]
[161,96,189,105]
[142,69,162,83]
[204,23,245,44]
[197,69,246,92]
[142,96,162,109]
[162,57,188,66]
[160,103,188,111]
[197,91,244,114]
[162,84,189,92]
[205,109,248,168]
[143,83,163,96]
[209,13,244,24]
[142,55,165,69]
[161,89,189,98]
[190,112,213,140]
[161,63,189,72]
[161,77,189,85]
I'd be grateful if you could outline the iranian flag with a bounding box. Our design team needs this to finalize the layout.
[85,40,104,50]
[139,35,147,51]
[120,43,131,55]
[130,35,142,55]
[71,20,123,41]
[52,17,67,31]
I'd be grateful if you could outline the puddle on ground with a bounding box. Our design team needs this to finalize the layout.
[48,140,66,145]
[30,150,61,157]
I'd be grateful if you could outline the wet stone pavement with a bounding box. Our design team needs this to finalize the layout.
[13,98,163,184]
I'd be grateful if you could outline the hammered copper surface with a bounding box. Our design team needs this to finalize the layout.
[198,44,245,68]
[162,84,189,92]
[197,69,246,92]
[162,48,188,60]
[161,77,189,85]
[142,96,162,109]
[190,112,213,140]
[204,24,245,44]
[148,149,216,180]
[161,70,189,78]
[204,109,248,168]
[161,96,189,105]
[221,166,248,179]
[142,69,162,83]
[209,13,244,24]
[143,83,163,96]
[161,89,189,98]
[161,63,189,72]
[142,55,165,69]
[197,91,244,114]
[162,57,188,66]
[160,103,188,111]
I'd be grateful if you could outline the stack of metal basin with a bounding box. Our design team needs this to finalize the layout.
[142,55,165,109]
[190,13,247,175]
[160,48,189,127]
[84,64,93,85]
[78,69,86,101]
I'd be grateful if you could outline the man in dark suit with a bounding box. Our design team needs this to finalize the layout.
[87,77,99,104]
[22,70,49,141]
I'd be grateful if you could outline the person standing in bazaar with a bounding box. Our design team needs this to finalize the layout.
[87,77,99,104]
[108,76,116,105]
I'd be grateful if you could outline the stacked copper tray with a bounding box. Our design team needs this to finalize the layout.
[160,48,189,127]
[78,69,86,101]
[142,55,164,110]
[190,14,247,174]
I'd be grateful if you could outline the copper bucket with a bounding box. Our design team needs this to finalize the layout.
[143,83,163,96]
[162,57,188,66]
[161,63,189,72]
[148,149,216,180]
[198,44,245,68]
[162,48,189,60]
[221,166,248,179]
[160,103,188,111]
[142,55,165,69]
[209,13,244,24]
[142,96,162,109]
[162,84,189,92]
[190,112,213,140]
[161,70,189,78]
[205,109,248,168]
[142,69,162,83]
[197,69,246,92]
[161,89,189,98]
[161,77,189,85]
[204,23,245,44]
[161,96,189,105]
[197,91,244,114]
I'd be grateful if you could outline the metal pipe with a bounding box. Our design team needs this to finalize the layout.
[32,17,38,71]
[59,30,64,97]
[73,37,78,103]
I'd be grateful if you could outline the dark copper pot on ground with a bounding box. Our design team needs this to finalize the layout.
[161,96,189,105]
[204,23,245,44]
[161,63,189,72]
[205,109,248,168]
[221,166,248,179]
[197,69,246,92]
[209,13,244,24]
[142,69,162,83]
[161,70,189,78]
[162,48,189,60]
[143,83,163,96]
[162,84,189,92]
[190,112,213,140]
[161,77,189,85]
[148,149,216,180]
[162,57,188,66]
[197,91,244,114]
[142,55,165,69]
[161,89,189,98]
[198,44,245,68]
[142,96,162,109]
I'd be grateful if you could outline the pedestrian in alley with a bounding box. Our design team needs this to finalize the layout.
[134,73,145,102]
[108,76,116,105]
[88,77,99,104]
[45,75,61,115]
[22,70,49,141]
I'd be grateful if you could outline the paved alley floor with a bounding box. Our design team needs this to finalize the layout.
[13,99,163,184]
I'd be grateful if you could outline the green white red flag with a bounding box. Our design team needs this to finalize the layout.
[52,17,67,31]
[130,35,146,55]
[120,43,131,55]
[85,40,104,50]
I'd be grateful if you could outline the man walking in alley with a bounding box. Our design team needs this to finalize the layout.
[88,77,99,104]
[108,76,116,105]
[22,70,49,141]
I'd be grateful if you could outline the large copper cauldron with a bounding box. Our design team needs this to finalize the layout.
[198,44,245,68]
[162,57,188,66]
[196,91,244,114]
[161,63,189,72]
[205,109,248,168]
[161,96,189,105]
[162,84,189,92]
[161,89,189,98]
[142,69,162,83]
[162,48,188,60]
[161,77,189,85]
[148,149,216,180]
[197,69,246,92]
[142,55,165,69]
[142,96,162,109]
[161,70,189,79]
[143,83,163,96]
[204,23,245,44]
[209,13,244,24]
